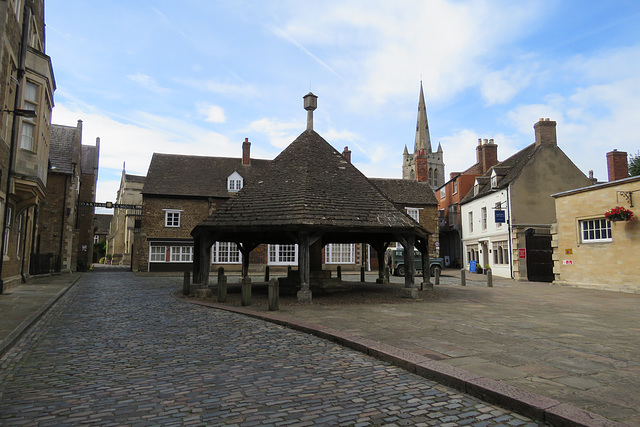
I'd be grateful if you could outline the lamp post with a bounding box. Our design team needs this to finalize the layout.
[0,108,38,294]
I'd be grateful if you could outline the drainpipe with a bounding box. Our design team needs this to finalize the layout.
[59,175,68,271]
[20,208,30,282]
[507,185,514,279]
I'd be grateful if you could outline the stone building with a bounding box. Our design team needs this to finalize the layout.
[436,138,499,268]
[93,213,111,263]
[106,167,144,265]
[35,122,81,273]
[76,136,100,270]
[460,119,593,281]
[552,151,639,292]
[35,121,99,273]
[0,0,55,291]
[402,82,444,190]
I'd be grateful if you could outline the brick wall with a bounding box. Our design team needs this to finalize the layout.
[76,171,97,271]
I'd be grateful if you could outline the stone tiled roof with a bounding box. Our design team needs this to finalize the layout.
[125,174,146,184]
[142,153,270,198]
[193,130,428,241]
[94,214,112,234]
[49,124,78,174]
[81,145,98,174]
[370,178,437,206]
[461,143,538,204]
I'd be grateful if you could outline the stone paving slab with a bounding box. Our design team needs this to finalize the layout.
[0,272,546,426]
[193,270,635,425]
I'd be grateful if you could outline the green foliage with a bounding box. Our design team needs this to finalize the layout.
[630,151,640,177]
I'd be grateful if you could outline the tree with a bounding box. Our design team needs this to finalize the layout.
[630,151,640,177]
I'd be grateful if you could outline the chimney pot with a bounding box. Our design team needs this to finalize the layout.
[342,146,352,163]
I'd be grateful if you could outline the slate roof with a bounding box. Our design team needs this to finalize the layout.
[461,143,539,204]
[193,130,428,243]
[49,124,78,174]
[125,174,146,184]
[94,214,112,234]
[142,153,270,198]
[370,178,437,206]
[81,145,98,174]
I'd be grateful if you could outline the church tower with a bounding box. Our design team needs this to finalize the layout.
[402,83,445,189]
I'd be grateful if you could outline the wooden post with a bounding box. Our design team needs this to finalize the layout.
[398,234,418,299]
[297,232,312,303]
[264,265,270,282]
[336,265,341,279]
[435,268,440,285]
[268,278,279,311]
[360,266,365,282]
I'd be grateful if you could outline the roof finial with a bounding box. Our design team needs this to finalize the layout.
[303,92,318,131]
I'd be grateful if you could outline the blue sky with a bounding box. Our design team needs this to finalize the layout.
[46,1,640,207]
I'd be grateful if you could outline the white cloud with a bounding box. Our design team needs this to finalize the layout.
[127,72,169,94]
[481,63,538,106]
[197,103,227,123]
[247,118,303,148]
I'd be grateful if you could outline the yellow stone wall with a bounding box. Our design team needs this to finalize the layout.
[553,178,640,292]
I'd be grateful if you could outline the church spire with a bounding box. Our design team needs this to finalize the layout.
[414,81,432,155]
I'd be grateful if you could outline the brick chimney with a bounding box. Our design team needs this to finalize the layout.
[606,150,628,182]
[415,155,429,182]
[242,138,251,166]
[342,146,351,163]
[476,138,498,174]
[534,118,557,146]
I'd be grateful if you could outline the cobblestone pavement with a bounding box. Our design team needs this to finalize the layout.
[0,272,544,426]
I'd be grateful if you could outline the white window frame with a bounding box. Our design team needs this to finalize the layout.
[170,246,193,263]
[440,186,446,199]
[580,218,612,243]
[15,213,23,257]
[492,240,509,265]
[453,179,458,195]
[405,207,421,223]
[468,211,474,233]
[325,243,355,264]
[481,207,487,231]
[149,245,166,262]
[212,242,242,264]
[491,171,498,188]
[164,210,182,227]
[268,244,298,265]
[3,205,12,256]
[20,121,35,151]
[227,171,244,193]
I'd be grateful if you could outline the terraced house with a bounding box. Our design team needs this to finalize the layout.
[0,0,55,291]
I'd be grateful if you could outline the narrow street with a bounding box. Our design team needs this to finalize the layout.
[0,271,541,426]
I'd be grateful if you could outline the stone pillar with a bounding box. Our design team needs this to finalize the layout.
[182,271,190,296]
[297,232,312,303]
[217,274,227,303]
[193,242,201,284]
[487,269,493,287]
[268,278,279,311]
[241,276,251,306]
[461,268,466,286]
[264,265,270,282]
[420,250,431,289]
[374,243,388,284]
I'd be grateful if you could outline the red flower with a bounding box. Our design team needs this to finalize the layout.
[604,206,635,221]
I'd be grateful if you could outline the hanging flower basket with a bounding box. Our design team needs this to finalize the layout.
[604,206,634,222]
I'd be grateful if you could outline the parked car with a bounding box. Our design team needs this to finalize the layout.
[386,248,444,277]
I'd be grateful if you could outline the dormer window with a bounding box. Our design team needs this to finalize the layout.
[491,170,498,188]
[473,179,480,196]
[227,171,244,192]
